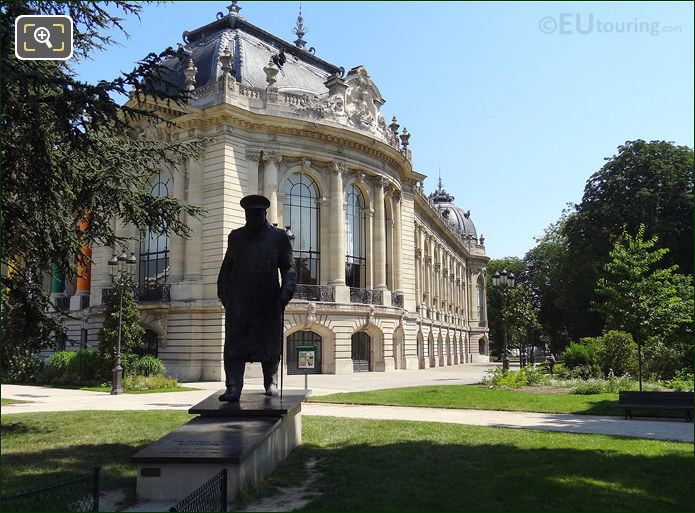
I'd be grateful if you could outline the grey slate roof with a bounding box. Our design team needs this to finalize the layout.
[429,180,477,238]
[161,14,341,96]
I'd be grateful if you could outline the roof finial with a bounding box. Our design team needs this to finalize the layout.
[292,2,307,49]
[438,165,443,192]
[227,1,241,16]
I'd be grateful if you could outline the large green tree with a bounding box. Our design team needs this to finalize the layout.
[1,2,204,370]
[524,211,574,354]
[595,225,691,389]
[563,140,693,338]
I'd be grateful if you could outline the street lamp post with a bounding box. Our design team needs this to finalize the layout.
[493,269,516,371]
[108,251,137,395]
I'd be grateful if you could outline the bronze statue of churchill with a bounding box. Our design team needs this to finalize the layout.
[217,194,296,402]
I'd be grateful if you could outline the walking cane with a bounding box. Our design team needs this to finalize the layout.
[280,307,284,401]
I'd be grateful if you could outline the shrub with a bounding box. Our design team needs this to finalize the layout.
[662,370,695,392]
[572,381,605,395]
[559,364,602,380]
[604,370,635,393]
[123,374,178,391]
[44,351,77,384]
[128,355,167,377]
[563,340,599,370]
[42,349,106,385]
[482,366,548,388]
[1,351,42,383]
[596,331,637,378]
[70,349,103,383]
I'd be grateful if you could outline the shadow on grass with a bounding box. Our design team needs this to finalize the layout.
[0,421,53,435]
[1,441,147,498]
[256,435,692,512]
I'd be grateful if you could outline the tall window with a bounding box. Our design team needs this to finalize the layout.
[283,173,320,285]
[139,171,170,297]
[345,184,366,288]
[477,275,484,323]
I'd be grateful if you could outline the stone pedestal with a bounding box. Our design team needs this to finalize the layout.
[132,391,307,503]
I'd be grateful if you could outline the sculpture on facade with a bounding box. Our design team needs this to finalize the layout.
[217,195,297,402]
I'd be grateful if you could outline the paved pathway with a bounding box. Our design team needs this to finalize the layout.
[303,402,693,442]
[2,362,691,443]
[0,363,495,413]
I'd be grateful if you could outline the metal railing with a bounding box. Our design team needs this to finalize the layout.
[1,467,99,512]
[169,469,227,512]
[349,287,383,305]
[102,283,171,304]
[294,284,334,302]
[391,292,404,308]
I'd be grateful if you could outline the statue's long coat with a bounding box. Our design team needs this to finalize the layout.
[217,222,296,362]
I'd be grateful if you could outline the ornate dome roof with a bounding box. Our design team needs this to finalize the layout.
[428,177,477,239]
[160,6,341,95]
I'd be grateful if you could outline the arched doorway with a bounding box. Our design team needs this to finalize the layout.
[392,328,405,370]
[137,329,159,357]
[417,331,425,369]
[446,335,452,366]
[478,337,487,356]
[437,334,444,367]
[351,332,371,372]
[452,333,458,365]
[287,331,322,375]
[427,332,435,367]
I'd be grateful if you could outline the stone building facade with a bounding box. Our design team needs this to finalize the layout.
[53,5,489,381]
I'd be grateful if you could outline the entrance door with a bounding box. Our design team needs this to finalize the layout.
[286,331,322,375]
[137,329,159,357]
[351,332,371,372]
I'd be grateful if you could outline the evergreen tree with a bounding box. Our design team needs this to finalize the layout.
[1,2,204,369]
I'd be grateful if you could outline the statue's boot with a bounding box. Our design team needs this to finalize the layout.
[219,385,242,402]
[263,361,280,396]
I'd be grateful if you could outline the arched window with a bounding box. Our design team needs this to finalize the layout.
[345,184,366,288]
[283,173,320,285]
[139,171,170,298]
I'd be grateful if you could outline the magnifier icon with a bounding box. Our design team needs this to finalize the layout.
[34,26,52,48]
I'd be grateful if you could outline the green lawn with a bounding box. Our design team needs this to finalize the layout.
[1,410,192,505]
[2,412,691,511]
[310,384,625,415]
[1,398,30,406]
[250,417,693,512]
[79,385,199,394]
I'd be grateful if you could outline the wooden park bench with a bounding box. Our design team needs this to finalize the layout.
[618,391,694,421]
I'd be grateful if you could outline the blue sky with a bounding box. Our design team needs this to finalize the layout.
[72,1,694,259]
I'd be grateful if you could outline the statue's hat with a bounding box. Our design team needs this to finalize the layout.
[240,195,271,210]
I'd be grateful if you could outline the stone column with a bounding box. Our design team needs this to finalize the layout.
[318,197,330,285]
[169,165,186,284]
[263,152,281,226]
[469,269,478,325]
[365,208,374,288]
[329,161,346,288]
[373,177,387,290]
[245,150,261,196]
[392,190,403,294]
[172,156,204,300]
